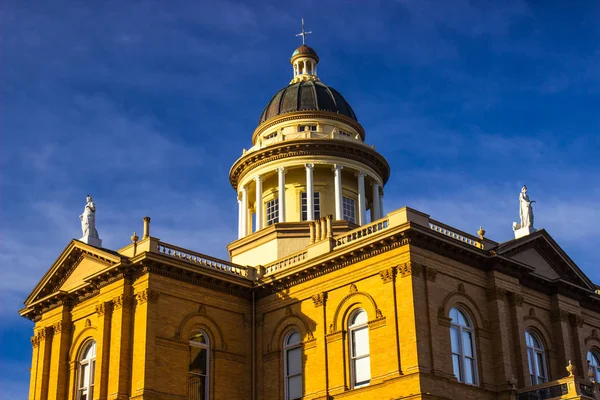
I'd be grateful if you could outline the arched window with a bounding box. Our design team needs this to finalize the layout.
[588,350,600,382]
[449,307,478,385]
[77,340,96,400]
[348,309,370,388]
[284,330,303,400]
[526,330,547,385]
[189,331,210,400]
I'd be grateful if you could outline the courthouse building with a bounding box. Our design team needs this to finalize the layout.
[21,41,600,400]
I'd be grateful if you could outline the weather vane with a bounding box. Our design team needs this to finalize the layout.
[295,18,312,45]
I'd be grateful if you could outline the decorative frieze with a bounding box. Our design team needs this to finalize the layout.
[379,267,396,283]
[112,294,134,310]
[400,262,421,278]
[31,327,53,348]
[96,301,113,316]
[425,266,437,282]
[486,286,507,302]
[570,313,584,328]
[550,309,570,323]
[135,289,159,305]
[508,292,524,307]
[52,321,72,336]
[312,292,327,307]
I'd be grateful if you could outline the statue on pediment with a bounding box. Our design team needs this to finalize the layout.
[513,185,536,238]
[80,195,99,239]
[519,185,535,228]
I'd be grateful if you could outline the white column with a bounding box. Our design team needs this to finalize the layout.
[333,165,343,220]
[255,176,263,231]
[357,172,367,225]
[303,60,307,74]
[379,189,384,218]
[372,182,381,221]
[277,167,286,223]
[305,163,314,220]
[237,197,242,239]
[241,186,248,236]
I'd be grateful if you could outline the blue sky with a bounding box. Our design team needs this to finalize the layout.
[2,0,599,396]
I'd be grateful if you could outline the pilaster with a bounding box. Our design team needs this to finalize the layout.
[47,307,72,400]
[107,282,134,400]
[507,291,529,387]
[94,300,113,400]
[551,295,577,379]
[485,279,513,389]
[397,262,426,374]
[569,313,585,378]
[131,283,160,396]
[33,326,53,400]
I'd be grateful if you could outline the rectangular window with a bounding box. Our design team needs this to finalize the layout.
[301,192,320,221]
[266,199,279,226]
[343,197,356,223]
[298,125,317,132]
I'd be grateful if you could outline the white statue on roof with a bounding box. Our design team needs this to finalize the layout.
[513,185,536,239]
[519,185,535,228]
[79,194,102,247]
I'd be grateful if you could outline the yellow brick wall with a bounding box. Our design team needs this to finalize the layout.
[27,244,600,400]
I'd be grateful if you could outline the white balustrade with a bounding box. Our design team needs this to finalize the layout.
[157,242,248,276]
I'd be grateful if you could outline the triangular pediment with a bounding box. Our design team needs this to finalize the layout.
[24,240,123,307]
[497,230,595,291]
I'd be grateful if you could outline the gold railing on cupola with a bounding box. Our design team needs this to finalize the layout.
[246,128,371,154]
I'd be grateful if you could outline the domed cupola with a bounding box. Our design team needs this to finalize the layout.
[259,81,357,125]
[228,21,390,267]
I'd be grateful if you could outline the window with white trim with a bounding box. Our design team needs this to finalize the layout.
[588,350,600,382]
[266,198,279,226]
[189,331,210,400]
[264,132,278,140]
[449,307,478,385]
[526,330,547,385]
[301,192,320,221]
[349,309,370,388]
[77,340,96,400]
[284,330,303,400]
[343,197,356,223]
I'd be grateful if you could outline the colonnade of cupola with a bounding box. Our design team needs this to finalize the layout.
[235,159,385,238]
[228,43,390,266]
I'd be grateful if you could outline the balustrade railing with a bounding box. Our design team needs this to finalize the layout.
[264,251,308,275]
[334,219,389,248]
[246,129,369,153]
[156,241,248,277]
[428,221,484,249]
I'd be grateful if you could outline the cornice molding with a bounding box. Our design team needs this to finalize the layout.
[230,140,390,190]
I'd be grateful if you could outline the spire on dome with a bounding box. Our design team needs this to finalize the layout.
[291,20,319,84]
[295,18,312,45]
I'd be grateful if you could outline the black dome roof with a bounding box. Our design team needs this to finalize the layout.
[259,81,357,125]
